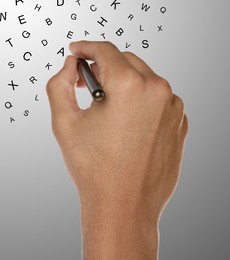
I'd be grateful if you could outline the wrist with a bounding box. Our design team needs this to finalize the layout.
[80,204,159,260]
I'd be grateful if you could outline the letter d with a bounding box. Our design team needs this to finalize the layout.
[57,0,64,6]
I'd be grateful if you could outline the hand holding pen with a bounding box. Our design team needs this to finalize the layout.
[46,40,188,260]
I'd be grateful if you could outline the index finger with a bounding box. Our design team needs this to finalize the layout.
[69,40,134,87]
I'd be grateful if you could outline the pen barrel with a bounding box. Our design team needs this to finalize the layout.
[77,58,105,102]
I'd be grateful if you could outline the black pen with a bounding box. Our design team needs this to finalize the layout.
[77,58,105,102]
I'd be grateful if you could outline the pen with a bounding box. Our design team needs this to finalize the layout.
[77,58,105,102]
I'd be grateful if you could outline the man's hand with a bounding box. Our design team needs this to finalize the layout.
[46,41,188,260]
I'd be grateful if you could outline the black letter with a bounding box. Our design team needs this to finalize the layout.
[85,31,90,37]
[141,3,151,12]
[97,17,108,27]
[5,38,13,47]
[71,13,77,20]
[90,5,97,12]
[45,18,53,26]
[29,76,37,84]
[111,0,121,10]
[10,117,15,123]
[15,0,24,6]
[5,102,13,109]
[45,63,52,70]
[22,30,31,38]
[157,25,163,32]
[8,80,18,91]
[34,4,42,11]
[116,28,124,36]
[57,47,64,56]
[23,52,32,61]
[8,62,15,69]
[75,0,81,6]
[128,14,134,21]
[126,43,131,49]
[24,110,29,117]
[18,15,27,25]
[101,33,106,39]
[67,31,74,39]
[160,7,167,14]
[41,39,48,46]
[57,0,64,6]
[0,12,7,22]
[142,40,149,49]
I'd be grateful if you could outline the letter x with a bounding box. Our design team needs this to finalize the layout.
[158,25,163,32]
[8,80,18,91]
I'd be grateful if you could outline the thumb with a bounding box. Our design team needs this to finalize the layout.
[46,55,83,119]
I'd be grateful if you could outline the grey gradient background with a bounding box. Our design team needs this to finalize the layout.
[0,0,229,259]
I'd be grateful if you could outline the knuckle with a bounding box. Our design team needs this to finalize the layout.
[97,41,118,56]
[159,82,173,99]
[182,113,189,135]
[177,113,189,141]
[173,94,184,112]
[102,41,118,51]
[123,51,136,59]
[157,78,172,93]
[148,77,173,100]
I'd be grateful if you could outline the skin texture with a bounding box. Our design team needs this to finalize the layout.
[46,40,188,260]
